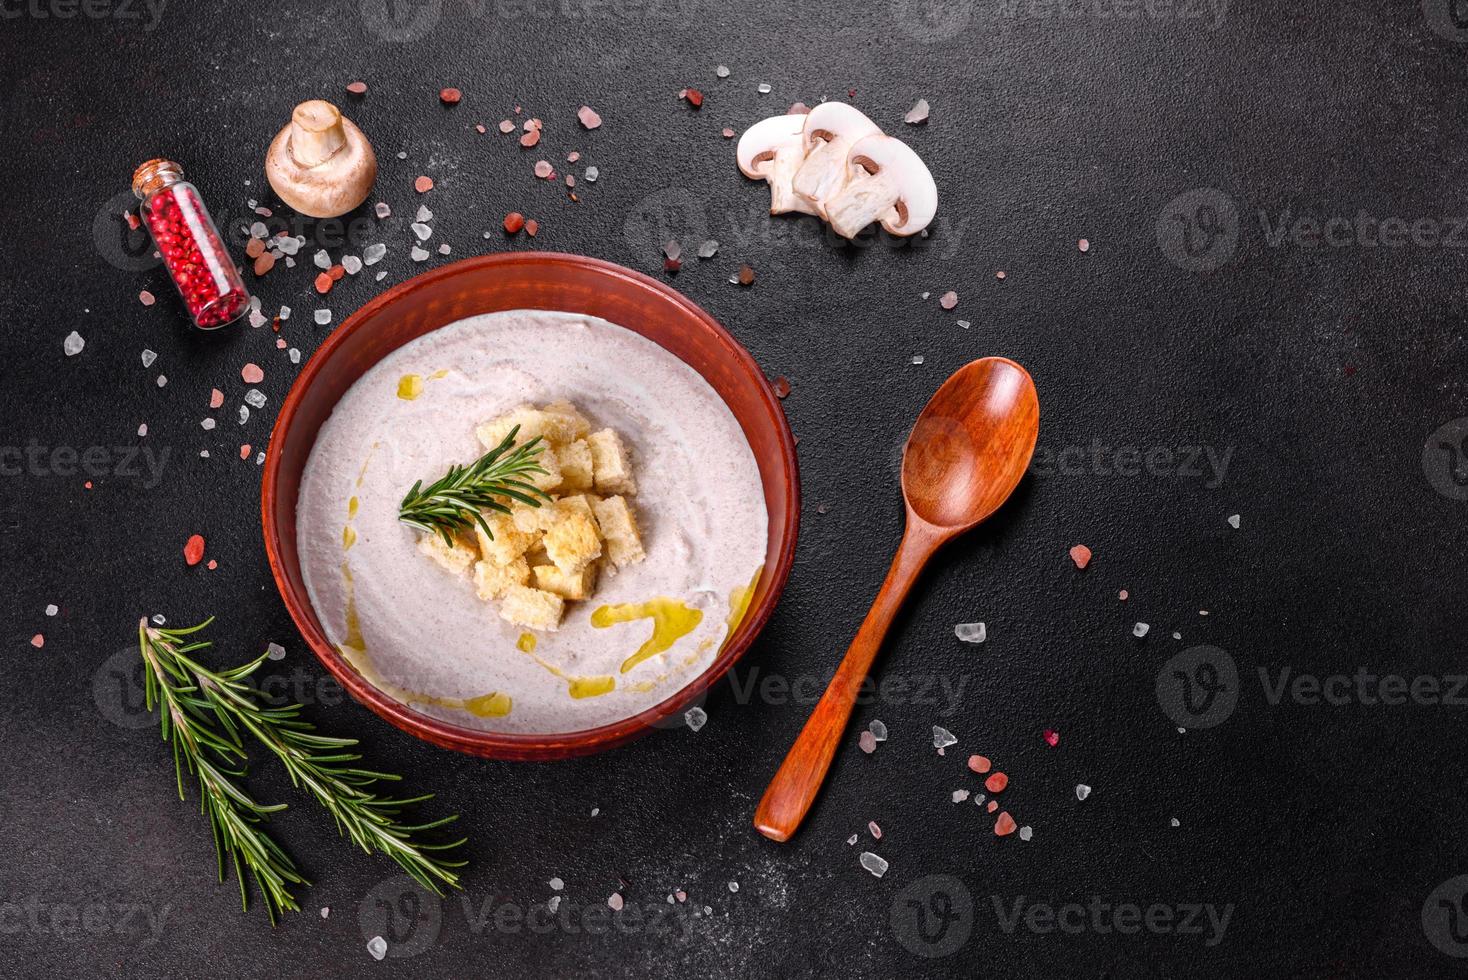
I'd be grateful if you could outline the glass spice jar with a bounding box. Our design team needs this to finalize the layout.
[132,159,251,330]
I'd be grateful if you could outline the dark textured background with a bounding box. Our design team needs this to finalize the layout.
[4,0,1468,976]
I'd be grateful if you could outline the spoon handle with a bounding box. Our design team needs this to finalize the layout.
[753,520,941,842]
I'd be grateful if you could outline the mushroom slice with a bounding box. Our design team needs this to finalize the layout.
[792,102,883,211]
[824,134,938,240]
[266,100,378,219]
[736,114,818,216]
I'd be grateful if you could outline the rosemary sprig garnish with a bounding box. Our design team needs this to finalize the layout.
[398,425,550,546]
[138,618,467,922]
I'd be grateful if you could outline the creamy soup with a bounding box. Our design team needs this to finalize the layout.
[296,310,769,734]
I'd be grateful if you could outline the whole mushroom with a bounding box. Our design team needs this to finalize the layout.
[736,114,818,215]
[824,134,938,240]
[792,102,883,213]
[265,100,378,219]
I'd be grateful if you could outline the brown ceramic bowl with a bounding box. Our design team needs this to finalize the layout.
[261,252,800,760]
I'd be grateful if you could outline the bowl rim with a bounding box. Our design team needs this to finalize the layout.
[261,251,800,760]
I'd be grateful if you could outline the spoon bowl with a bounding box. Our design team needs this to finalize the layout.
[754,356,1039,841]
[902,357,1039,530]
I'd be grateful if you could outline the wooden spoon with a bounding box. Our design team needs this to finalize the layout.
[753,357,1040,842]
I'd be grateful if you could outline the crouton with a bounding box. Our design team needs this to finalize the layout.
[510,500,557,535]
[555,493,600,531]
[558,438,595,491]
[593,495,645,567]
[477,406,582,451]
[532,562,598,601]
[473,509,534,567]
[587,428,636,494]
[525,446,562,493]
[542,508,602,574]
[498,585,564,631]
[474,557,530,600]
[542,400,592,441]
[417,529,478,576]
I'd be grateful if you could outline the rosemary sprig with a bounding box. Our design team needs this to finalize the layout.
[398,425,550,546]
[138,618,467,921]
[139,618,305,924]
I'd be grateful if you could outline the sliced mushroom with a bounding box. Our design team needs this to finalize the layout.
[792,102,883,212]
[824,134,938,240]
[736,114,818,216]
[266,100,378,219]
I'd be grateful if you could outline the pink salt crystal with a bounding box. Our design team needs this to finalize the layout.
[968,754,991,774]
[938,290,958,310]
[520,129,541,148]
[675,890,686,903]
[415,176,435,193]
[1078,238,1090,252]
[1119,589,1129,600]
[240,445,251,460]
[1043,729,1060,747]
[1069,544,1092,569]
[996,270,1006,280]
[534,160,553,178]
[475,124,486,134]
[241,363,264,384]
[30,634,43,649]
[788,102,810,114]
[499,119,515,133]
[567,151,581,163]
[577,105,602,129]
[722,127,735,138]
[209,388,224,409]
[276,338,287,349]
[565,175,576,188]
[607,894,624,911]
[139,290,156,306]
[346,81,368,94]
[859,730,877,754]
[868,821,882,839]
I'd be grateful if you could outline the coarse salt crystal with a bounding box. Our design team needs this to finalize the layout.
[141,349,157,367]
[869,719,888,741]
[1075,784,1091,801]
[1019,825,1033,841]
[313,250,331,270]
[549,877,564,891]
[585,166,600,182]
[757,82,772,94]
[375,202,391,219]
[952,789,970,803]
[858,852,888,877]
[238,405,249,425]
[314,309,332,325]
[858,730,877,754]
[698,240,719,258]
[289,348,301,364]
[847,834,858,845]
[932,726,956,749]
[1227,514,1240,528]
[954,622,985,644]
[728,881,738,893]
[45,604,57,616]
[342,255,363,275]
[904,99,930,124]
[438,243,451,255]
[63,331,85,356]
[201,418,216,431]
[1133,622,1150,638]
[411,246,430,262]
[685,706,708,731]
[411,222,433,242]
[245,389,267,409]
[363,243,387,266]
[266,642,285,661]
[716,64,730,78]
[138,423,147,436]
[911,355,924,365]
[607,893,624,911]
[367,936,387,960]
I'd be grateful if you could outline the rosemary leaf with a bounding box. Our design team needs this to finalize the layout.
[398,425,551,545]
